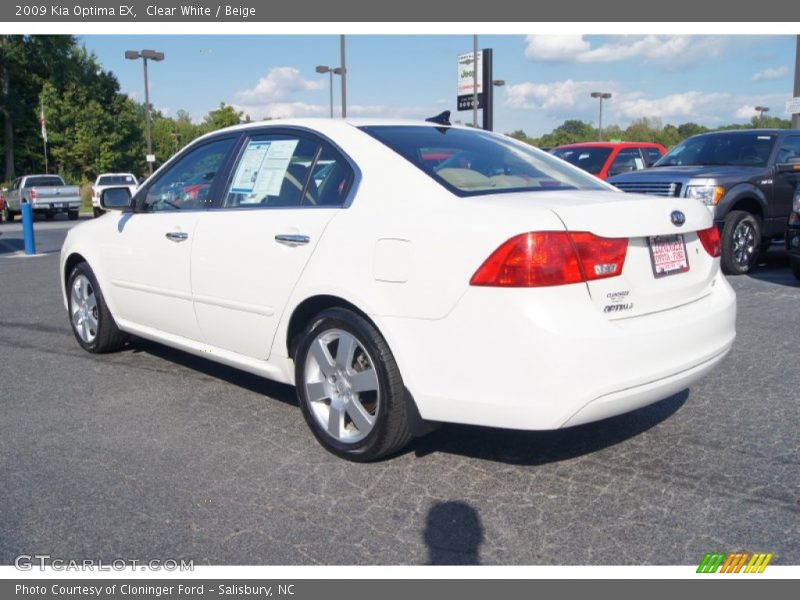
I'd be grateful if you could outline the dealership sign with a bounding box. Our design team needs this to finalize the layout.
[787,97,800,115]
[457,51,483,111]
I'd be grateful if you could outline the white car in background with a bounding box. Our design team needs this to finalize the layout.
[92,173,138,217]
[60,117,736,461]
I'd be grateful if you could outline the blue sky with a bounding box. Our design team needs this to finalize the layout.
[81,35,798,136]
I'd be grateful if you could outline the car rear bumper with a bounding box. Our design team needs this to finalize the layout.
[32,201,81,212]
[377,271,736,430]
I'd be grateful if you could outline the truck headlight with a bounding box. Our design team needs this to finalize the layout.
[686,185,725,206]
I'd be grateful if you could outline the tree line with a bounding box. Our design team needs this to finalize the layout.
[0,35,247,187]
[507,115,793,149]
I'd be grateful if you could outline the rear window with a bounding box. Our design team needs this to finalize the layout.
[360,126,608,196]
[24,176,64,187]
[551,147,613,175]
[98,175,136,186]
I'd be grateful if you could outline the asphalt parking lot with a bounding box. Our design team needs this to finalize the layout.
[0,218,798,566]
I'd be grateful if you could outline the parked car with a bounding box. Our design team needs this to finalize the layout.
[60,119,736,461]
[551,142,666,180]
[785,166,800,281]
[4,174,81,221]
[609,129,800,275]
[92,173,139,217]
[0,187,6,222]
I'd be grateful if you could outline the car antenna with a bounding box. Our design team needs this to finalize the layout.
[425,110,451,126]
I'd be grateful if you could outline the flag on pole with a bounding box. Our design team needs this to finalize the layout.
[39,102,47,143]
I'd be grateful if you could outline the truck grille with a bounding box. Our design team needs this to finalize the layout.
[613,182,681,197]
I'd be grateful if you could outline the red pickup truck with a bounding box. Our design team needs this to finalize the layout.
[551,142,667,180]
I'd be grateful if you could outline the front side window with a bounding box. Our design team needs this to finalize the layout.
[362,126,609,196]
[551,147,613,175]
[143,138,234,212]
[776,136,800,164]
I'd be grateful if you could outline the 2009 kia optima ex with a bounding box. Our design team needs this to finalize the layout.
[60,117,736,461]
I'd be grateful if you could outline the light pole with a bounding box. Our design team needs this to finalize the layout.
[125,49,165,177]
[793,35,800,129]
[316,65,343,118]
[340,35,347,118]
[755,105,770,125]
[591,92,612,140]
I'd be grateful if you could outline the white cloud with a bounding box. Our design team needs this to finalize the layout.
[505,79,615,111]
[752,66,788,82]
[524,35,727,70]
[735,105,758,119]
[233,67,323,105]
[614,91,728,120]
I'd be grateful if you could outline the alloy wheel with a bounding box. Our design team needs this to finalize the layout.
[70,274,99,344]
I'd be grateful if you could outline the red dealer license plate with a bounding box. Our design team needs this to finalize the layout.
[648,234,689,278]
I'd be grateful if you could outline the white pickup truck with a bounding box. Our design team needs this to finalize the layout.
[91,173,138,217]
[3,174,81,221]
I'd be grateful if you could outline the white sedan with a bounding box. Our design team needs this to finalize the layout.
[60,117,736,461]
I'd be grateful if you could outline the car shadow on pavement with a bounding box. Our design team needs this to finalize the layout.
[0,236,24,254]
[408,390,688,465]
[128,338,299,407]
[746,249,798,287]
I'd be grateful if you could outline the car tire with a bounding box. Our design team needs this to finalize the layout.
[67,262,128,353]
[791,257,800,282]
[294,307,412,462]
[68,210,79,221]
[4,207,14,222]
[44,211,55,220]
[721,211,761,275]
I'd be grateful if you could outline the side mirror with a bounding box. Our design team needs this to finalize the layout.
[99,186,132,211]
[776,160,800,174]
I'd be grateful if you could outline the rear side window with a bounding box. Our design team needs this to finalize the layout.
[362,126,608,196]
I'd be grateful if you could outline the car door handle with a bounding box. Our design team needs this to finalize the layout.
[165,231,189,242]
[275,234,310,246]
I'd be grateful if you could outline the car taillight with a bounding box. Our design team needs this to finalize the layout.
[697,225,721,258]
[470,231,628,288]
[91,186,96,197]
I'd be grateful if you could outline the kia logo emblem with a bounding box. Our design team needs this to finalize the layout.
[670,210,686,226]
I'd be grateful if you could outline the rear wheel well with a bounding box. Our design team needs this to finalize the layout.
[286,295,373,359]
[64,253,88,293]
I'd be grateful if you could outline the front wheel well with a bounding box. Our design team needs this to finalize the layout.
[286,295,374,359]
[63,253,88,293]
[726,197,763,222]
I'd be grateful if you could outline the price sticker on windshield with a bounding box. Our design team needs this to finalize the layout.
[648,234,689,278]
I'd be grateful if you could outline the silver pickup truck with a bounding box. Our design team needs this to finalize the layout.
[3,174,81,221]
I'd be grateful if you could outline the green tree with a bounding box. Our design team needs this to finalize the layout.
[200,102,248,134]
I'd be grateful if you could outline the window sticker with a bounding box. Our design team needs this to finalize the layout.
[634,157,644,169]
[230,139,299,202]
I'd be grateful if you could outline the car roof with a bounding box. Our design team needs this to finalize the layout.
[554,141,665,149]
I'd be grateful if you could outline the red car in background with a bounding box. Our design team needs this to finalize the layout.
[550,142,667,180]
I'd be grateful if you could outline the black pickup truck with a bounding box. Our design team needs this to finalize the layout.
[609,129,800,275]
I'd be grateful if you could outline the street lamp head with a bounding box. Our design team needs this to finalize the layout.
[755,106,770,113]
[124,50,140,60]
[315,65,331,74]
[140,50,165,61]
[492,80,506,87]
[333,67,344,75]
[591,91,612,99]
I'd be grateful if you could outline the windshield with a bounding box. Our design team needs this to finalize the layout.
[360,126,608,196]
[98,175,136,186]
[655,132,777,168]
[551,147,613,175]
[24,176,64,187]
